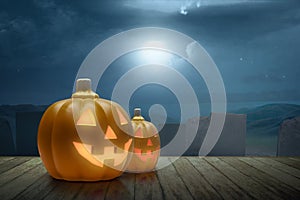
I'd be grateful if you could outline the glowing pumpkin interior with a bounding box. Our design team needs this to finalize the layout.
[37,78,134,181]
[74,100,132,169]
[126,108,160,173]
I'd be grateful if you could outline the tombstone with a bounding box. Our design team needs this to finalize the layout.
[158,123,186,156]
[184,116,210,155]
[184,113,246,156]
[16,111,44,155]
[208,113,246,156]
[277,116,300,156]
[0,117,15,155]
[160,113,246,156]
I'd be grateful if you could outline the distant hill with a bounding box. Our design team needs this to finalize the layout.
[235,104,300,136]
[0,104,47,115]
[234,103,300,155]
[0,103,299,156]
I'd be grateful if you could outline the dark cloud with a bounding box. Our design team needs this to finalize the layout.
[0,0,299,105]
[227,89,300,102]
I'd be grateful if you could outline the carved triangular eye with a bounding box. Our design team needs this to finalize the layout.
[105,126,117,139]
[116,108,128,125]
[124,138,133,151]
[135,127,143,137]
[77,109,96,126]
[147,139,153,146]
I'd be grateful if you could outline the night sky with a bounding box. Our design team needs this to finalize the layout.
[1,0,299,114]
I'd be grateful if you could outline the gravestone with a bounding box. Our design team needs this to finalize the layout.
[0,117,15,155]
[277,116,300,156]
[160,113,246,156]
[16,111,44,155]
[208,113,246,156]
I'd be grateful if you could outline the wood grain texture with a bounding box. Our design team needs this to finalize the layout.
[205,157,282,200]
[135,171,163,200]
[0,158,41,187]
[274,157,300,170]
[239,157,300,191]
[105,172,135,200]
[14,173,59,200]
[73,181,109,200]
[220,157,300,200]
[254,157,300,178]
[42,180,82,200]
[156,158,193,200]
[290,157,300,161]
[188,157,252,200]
[0,157,32,174]
[172,157,222,199]
[0,158,46,200]
[0,157,15,165]
[0,156,299,200]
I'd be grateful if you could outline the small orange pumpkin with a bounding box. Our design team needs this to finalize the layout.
[126,108,160,173]
[38,78,133,181]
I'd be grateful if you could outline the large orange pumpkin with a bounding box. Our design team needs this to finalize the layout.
[38,78,133,181]
[126,108,160,173]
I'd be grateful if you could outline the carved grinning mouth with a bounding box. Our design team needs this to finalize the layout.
[133,147,159,162]
[133,125,160,162]
[73,107,132,168]
[73,139,132,168]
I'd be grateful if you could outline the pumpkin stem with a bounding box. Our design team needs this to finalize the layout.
[72,78,99,98]
[76,78,92,92]
[133,108,144,121]
[134,108,141,116]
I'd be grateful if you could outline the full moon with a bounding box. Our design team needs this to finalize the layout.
[135,49,173,66]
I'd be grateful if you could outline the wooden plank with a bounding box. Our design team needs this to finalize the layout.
[73,181,109,200]
[188,157,252,200]
[240,157,300,191]
[274,157,300,170]
[135,171,163,200]
[205,157,280,200]
[290,157,300,161]
[14,173,58,200]
[1,156,300,200]
[43,180,82,200]
[156,158,193,200]
[172,157,222,199]
[0,156,32,174]
[220,157,300,199]
[0,157,15,165]
[105,173,135,200]
[0,159,46,200]
[0,157,41,187]
[255,157,300,179]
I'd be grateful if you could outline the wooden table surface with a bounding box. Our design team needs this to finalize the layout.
[0,156,299,200]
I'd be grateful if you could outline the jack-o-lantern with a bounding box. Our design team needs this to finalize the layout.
[38,78,133,181]
[126,108,160,173]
